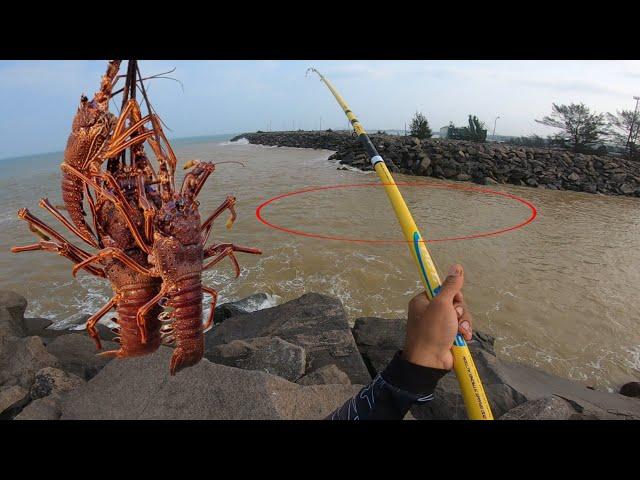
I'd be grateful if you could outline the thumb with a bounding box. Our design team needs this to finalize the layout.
[438,264,464,300]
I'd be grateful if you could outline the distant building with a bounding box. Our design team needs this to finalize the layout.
[439,126,450,138]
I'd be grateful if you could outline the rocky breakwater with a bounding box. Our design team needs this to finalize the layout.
[1,290,639,420]
[233,131,640,197]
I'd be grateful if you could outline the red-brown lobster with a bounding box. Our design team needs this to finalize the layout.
[15,59,262,374]
[13,60,165,358]
[70,153,261,374]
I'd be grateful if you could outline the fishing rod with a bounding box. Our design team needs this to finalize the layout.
[306,67,493,420]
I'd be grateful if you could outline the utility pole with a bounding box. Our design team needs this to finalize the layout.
[320,116,322,131]
[626,96,640,159]
[492,115,500,140]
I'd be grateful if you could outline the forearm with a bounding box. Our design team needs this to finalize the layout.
[327,351,448,420]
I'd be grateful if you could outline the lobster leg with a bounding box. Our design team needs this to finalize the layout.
[62,164,151,254]
[97,172,137,219]
[181,161,215,200]
[84,184,103,248]
[85,296,118,350]
[11,240,105,278]
[136,174,156,242]
[95,60,122,111]
[204,242,263,258]
[203,245,241,278]
[71,247,154,278]
[200,195,237,245]
[15,208,95,263]
[201,286,218,331]
[38,198,98,247]
[135,287,167,343]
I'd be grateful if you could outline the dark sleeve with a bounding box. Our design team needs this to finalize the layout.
[326,351,449,420]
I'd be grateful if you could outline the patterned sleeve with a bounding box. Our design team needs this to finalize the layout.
[327,351,449,420]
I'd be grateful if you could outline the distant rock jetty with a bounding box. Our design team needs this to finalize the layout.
[2,290,639,420]
[232,131,640,197]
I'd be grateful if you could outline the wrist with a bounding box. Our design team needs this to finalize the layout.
[401,347,452,370]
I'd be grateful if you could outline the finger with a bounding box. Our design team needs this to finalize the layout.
[453,290,463,306]
[409,290,430,312]
[457,306,473,341]
[438,264,464,300]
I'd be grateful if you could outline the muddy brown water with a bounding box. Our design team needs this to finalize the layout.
[1,136,639,391]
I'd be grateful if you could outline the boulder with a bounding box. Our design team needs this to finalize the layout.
[47,313,91,331]
[297,364,351,386]
[61,347,362,420]
[500,396,577,420]
[0,335,59,389]
[0,291,28,337]
[22,317,53,337]
[352,317,406,376]
[483,177,499,185]
[207,336,305,382]
[45,334,118,380]
[0,385,30,418]
[205,293,371,384]
[351,317,640,420]
[620,382,640,398]
[213,293,276,324]
[14,395,61,420]
[29,367,84,400]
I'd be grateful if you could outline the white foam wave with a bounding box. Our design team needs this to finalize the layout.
[218,138,249,146]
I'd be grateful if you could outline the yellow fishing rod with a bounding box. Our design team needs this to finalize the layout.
[307,67,493,420]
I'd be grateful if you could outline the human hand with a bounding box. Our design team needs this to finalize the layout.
[401,264,473,370]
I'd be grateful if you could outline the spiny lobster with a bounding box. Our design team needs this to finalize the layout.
[12,60,261,374]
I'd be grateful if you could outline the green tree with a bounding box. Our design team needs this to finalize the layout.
[409,112,432,139]
[607,109,640,160]
[467,115,487,142]
[535,103,608,153]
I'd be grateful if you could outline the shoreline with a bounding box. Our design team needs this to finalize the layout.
[1,290,639,420]
[231,131,640,198]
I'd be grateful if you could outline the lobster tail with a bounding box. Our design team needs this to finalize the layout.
[61,170,95,244]
[162,274,204,375]
[100,280,163,358]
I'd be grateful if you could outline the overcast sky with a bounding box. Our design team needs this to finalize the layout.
[1,60,639,159]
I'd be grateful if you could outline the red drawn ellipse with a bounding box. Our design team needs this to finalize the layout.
[255,182,538,243]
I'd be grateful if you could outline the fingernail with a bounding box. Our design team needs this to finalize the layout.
[461,321,471,333]
[448,265,460,276]
[455,306,464,317]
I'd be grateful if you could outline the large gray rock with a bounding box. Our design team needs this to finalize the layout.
[30,367,84,400]
[297,364,351,386]
[206,336,306,382]
[500,396,577,420]
[61,346,362,420]
[40,313,117,343]
[414,348,640,420]
[412,349,527,420]
[352,317,406,376]
[0,335,60,388]
[47,313,91,331]
[14,395,62,420]
[45,334,118,380]
[351,317,640,420]
[213,293,275,324]
[22,317,53,337]
[620,382,640,398]
[0,385,30,418]
[205,293,371,384]
[0,291,28,337]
